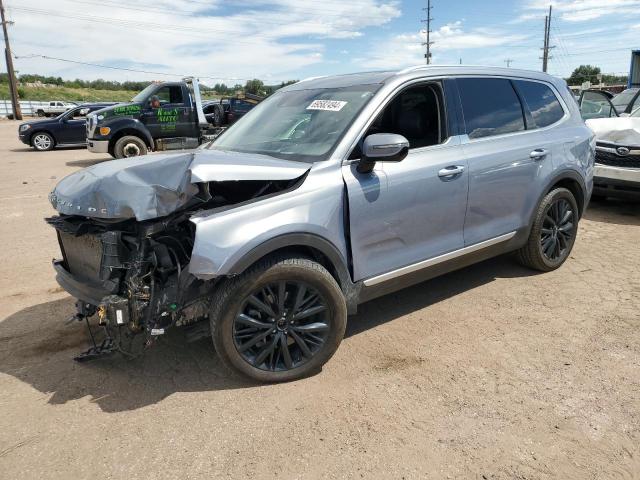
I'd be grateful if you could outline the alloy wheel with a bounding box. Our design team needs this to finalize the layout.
[540,198,575,261]
[33,134,52,150]
[233,281,330,372]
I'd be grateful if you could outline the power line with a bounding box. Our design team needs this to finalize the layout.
[420,0,433,65]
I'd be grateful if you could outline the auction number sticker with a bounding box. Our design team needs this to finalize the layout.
[307,100,347,112]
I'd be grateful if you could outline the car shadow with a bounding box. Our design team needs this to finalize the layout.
[584,198,640,226]
[0,255,535,413]
[65,158,111,168]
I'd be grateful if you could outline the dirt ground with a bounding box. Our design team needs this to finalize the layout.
[0,120,638,480]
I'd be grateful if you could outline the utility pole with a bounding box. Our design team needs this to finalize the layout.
[541,5,554,73]
[421,0,434,65]
[504,59,514,68]
[0,0,21,120]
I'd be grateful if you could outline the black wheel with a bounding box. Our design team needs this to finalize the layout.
[113,135,148,158]
[31,132,55,151]
[211,256,347,382]
[212,106,223,127]
[37,110,45,117]
[517,187,578,271]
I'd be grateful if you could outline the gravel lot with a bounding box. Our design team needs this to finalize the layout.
[0,120,638,479]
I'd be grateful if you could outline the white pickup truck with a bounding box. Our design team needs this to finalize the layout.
[36,101,76,117]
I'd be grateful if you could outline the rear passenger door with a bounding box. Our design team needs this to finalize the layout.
[457,77,567,245]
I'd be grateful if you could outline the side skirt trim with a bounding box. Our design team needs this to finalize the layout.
[362,231,517,287]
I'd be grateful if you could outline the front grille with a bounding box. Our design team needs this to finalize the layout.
[595,150,640,168]
[58,231,104,283]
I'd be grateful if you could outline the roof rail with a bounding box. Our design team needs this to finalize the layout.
[297,75,327,84]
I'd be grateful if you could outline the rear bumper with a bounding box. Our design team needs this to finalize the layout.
[53,259,113,305]
[87,138,109,154]
[593,164,640,198]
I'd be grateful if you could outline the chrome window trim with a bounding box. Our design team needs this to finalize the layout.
[363,231,517,287]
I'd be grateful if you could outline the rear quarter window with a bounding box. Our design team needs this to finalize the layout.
[457,78,525,139]
[513,80,565,128]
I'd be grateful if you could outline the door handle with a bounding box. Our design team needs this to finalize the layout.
[438,165,465,179]
[530,148,548,160]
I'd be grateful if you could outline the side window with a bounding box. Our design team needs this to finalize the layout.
[457,78,525,139]
[350,83,445,159]
[513,80,564,128]
[154,86,183,105]
[579,91,617,119]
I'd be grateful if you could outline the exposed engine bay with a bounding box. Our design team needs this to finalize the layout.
[47,175,306,361]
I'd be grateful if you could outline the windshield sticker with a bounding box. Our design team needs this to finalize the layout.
[307,100,347,112]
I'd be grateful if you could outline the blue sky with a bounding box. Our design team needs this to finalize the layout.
[5,0,640,84]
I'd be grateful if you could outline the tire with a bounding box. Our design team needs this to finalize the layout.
[516,187,579,272]
[113,135,148,159]
[31,132,55,151]
[210,255,347,382]
[37,110,45,117]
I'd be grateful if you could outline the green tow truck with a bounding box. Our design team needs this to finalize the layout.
[86,78,258,158]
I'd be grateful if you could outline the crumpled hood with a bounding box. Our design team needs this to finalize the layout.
[586,117,640,146]
[49,149,310,221]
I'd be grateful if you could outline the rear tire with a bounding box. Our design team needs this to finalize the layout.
[113,135,148,158]
[210,256,347,382]
[516,187,579,272]
[37,110,45,117]
[31,132,55,151]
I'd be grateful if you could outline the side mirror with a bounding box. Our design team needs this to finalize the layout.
[357,133,410,174]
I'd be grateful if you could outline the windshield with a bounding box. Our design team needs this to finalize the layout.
[210,84,380,162]
[612,89,638,106]
[131,84,157,102]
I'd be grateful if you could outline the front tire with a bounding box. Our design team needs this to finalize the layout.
[113,135,148,158]
[516,187,579,272]
[31,132,55,151]
[210,256,347,382]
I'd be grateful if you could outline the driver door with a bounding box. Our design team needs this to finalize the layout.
[578,90,618,120]
[342,82,468,283]
[142,85,194,138]
[58,108,89,144]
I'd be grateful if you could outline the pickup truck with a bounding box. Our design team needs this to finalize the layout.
[86,79,261,158]
[36,101,76,117]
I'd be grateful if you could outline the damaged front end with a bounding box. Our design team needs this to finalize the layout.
[47,150,309,361]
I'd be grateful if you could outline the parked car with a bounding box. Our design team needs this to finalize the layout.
[19,103,116,151]
[47,67,593,381]
[611,87,640,115]
[35,101,77,117]
[581,102,640,200]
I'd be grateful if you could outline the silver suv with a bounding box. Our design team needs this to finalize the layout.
[48,66,594,382]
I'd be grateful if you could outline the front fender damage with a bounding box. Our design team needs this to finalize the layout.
[46,148,310,360]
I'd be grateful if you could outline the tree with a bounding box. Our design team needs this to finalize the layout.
[244,78,265,95]
[567,65,601,86]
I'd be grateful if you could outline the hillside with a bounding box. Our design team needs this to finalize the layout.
[1,83,220,103]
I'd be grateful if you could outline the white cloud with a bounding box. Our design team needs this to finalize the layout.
[354,22,532,69]
[6,0,401,82]
[523,0,640,22]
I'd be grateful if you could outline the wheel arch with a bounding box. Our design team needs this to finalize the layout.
[225,233,359,314]
[29,129,56,147]
[107,125,155,153]
[545,170,587,218]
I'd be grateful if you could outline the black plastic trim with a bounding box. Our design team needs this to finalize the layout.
[53,260,112,305]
